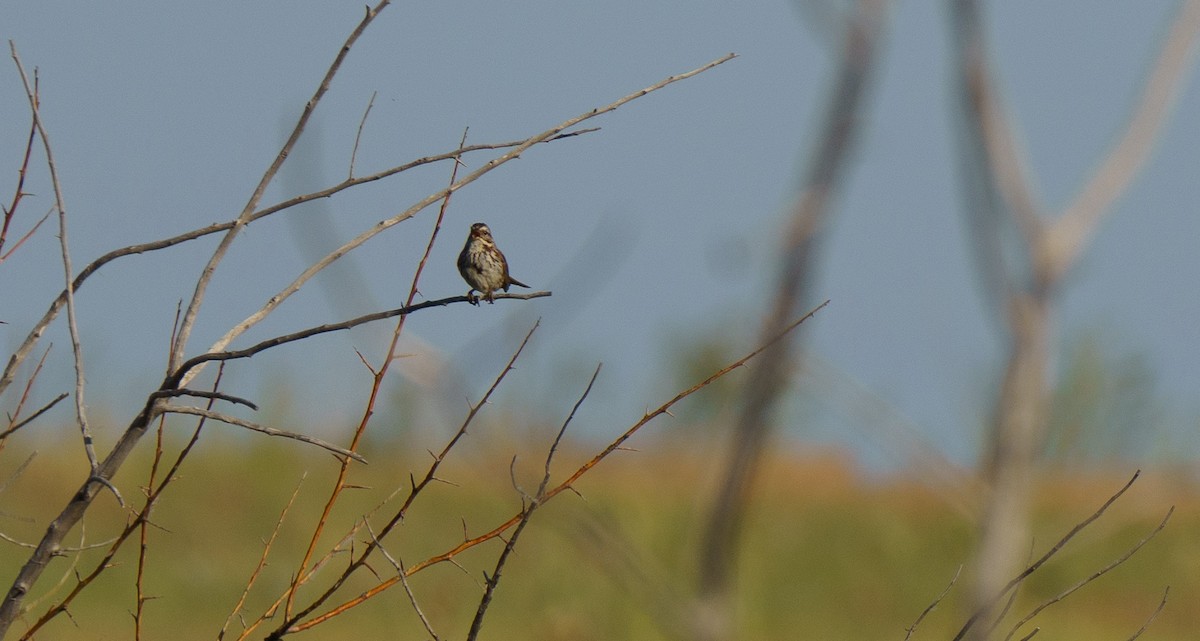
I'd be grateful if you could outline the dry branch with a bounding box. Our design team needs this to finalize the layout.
[0,90,42,265]
[9,42,97,471]
[161,406,365,463]
[466,364,602,641]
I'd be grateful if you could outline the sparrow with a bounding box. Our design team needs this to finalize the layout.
[457,222,528,304]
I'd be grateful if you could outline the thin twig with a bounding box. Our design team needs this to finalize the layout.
[987,540,1036,636]
[135,303,187,641]
[9,42,97,471]
[466,363,602,641]
[540,363,602,498]
[3,345,52,436]
[0,388,66,444]
[0,210,50,264]
[218,474,307,641]
[366,522,440,641]
[1003,506,1174,641]
[149,388,259,410]
[173,292,550,383]
[0,531,118,552]
[0,452,36,497]
[951,470,1143,641]
[905,565,962,641]
[160,406,365,463]
[349,91,377,179]
[1125,587,1169,641]
[0,70,38,260]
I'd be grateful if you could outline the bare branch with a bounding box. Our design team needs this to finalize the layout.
[160,406,365,463]
[0,70,38,261]
[148,388,259,411]
[174,292,549,384]
[0,393,67,442]
[9,42,97,471]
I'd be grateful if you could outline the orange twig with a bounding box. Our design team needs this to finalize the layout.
[279,129,472,622]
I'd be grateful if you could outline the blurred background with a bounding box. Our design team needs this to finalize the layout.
[2,1,1199,639]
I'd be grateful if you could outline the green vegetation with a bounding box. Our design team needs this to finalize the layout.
[0,429,1192,640]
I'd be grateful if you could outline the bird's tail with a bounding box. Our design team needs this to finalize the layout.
[508,277,529,289]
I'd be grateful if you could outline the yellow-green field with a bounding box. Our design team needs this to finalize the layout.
[0,427,1194,640]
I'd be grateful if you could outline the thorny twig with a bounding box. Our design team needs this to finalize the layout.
[465,363,603,641]
[280,127,472,623]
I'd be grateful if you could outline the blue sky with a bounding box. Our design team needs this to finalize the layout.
[2,1,1198,469]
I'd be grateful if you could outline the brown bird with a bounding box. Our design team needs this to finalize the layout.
[457,222,528,304]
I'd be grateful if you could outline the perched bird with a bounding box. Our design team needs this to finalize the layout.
[457,222,528,304]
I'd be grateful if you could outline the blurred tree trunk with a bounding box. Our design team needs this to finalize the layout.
[972,292,1051,633]
[949,1,1200,634]
[693,1,889,639]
